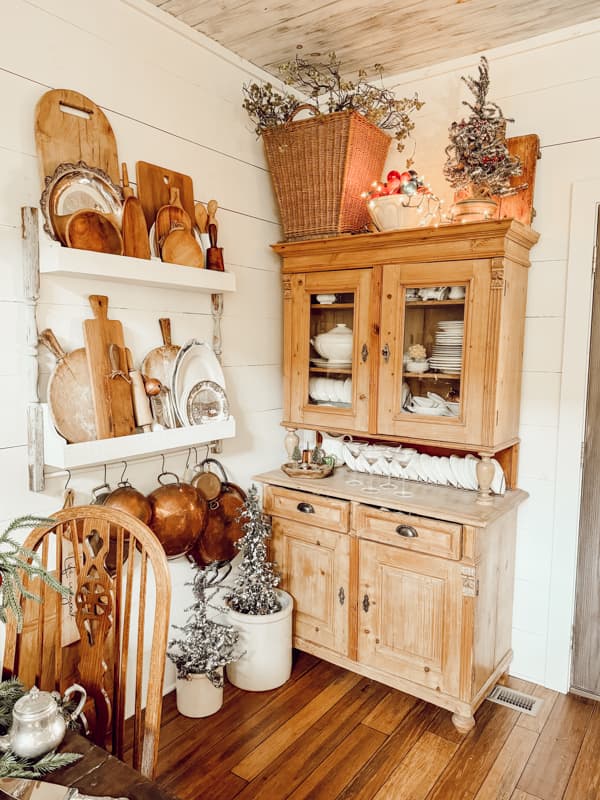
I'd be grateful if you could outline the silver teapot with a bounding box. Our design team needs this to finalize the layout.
[0,684,86,758]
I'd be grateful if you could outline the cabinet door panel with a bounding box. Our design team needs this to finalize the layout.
[378,260,491,445]
[358,540,462,696]
[272,518,349,655]
[285,269,376,432]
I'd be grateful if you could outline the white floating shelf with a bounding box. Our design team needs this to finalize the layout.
[39,238,236,293]
[42,404,235,470]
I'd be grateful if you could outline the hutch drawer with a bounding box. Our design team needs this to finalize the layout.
[263,484,350,533]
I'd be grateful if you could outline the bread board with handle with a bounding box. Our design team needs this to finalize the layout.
[83,295,126,439]
[121,162,151,259]
[34,88,120,185]
[136,161,195,230]
[106,343,136,437]
[155,187,192,250]
[39,328,96,443]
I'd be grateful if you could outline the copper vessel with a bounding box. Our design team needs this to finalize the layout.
[104,483,152,526]
[148,474,207,558]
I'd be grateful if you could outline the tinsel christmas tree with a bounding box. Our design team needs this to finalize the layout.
[444,56,524,198]
[167,565,241,687]
[225,485,282,615]
[0,516,70,632]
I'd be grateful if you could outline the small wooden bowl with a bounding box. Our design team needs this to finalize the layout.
[281,462,334,479]
[66,209,124,255]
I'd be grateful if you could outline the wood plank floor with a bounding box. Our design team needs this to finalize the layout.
[154,651,600,800]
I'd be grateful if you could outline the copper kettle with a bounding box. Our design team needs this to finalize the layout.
[148,470,207,559]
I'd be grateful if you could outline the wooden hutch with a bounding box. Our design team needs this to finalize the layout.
[257,219,539,732]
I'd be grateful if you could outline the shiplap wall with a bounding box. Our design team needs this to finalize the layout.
[384,19,600,690]
[0,0,285,686]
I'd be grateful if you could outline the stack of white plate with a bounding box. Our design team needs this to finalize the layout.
[429,320,464,374]
[342,446,506,494]
[309,376,352,404]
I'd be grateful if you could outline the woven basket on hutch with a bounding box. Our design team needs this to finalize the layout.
[262,106,390,240]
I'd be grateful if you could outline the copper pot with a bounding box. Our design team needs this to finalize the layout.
[104,482,152,526]
[148,472,207,559]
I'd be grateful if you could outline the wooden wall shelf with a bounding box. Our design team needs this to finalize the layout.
[42,404,235,470]
[39,238,236,293]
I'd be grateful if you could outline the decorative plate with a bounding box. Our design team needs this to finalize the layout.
[170,339,226,426]
[40,160,123,241]
[185,380,229,425]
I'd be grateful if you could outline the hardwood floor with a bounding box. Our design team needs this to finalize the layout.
[153,651,600,800]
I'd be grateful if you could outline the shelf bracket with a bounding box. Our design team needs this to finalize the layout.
[211,292,224,454]
[23,207,44,492]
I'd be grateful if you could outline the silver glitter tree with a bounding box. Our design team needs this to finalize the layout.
[444,56,524,198]
[225,485,282,615]
[167,565,241,687]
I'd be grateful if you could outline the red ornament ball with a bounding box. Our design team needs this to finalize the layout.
[386,170,402,182]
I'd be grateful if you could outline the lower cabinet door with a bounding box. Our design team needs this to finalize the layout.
[272,517,349,656]
[358,539,463,697]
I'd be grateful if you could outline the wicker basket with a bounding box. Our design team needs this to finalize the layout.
[263,106,391,240]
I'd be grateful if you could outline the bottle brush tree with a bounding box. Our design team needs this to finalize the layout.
[444,56,524,198]
[225,485,282,615]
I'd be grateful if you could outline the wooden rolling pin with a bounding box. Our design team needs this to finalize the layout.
[126,348,153,432]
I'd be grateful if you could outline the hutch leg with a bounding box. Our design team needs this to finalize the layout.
[451,712,476,734]
[476,452,495,505]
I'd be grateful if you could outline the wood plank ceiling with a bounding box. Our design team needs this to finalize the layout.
[148,0,600,78]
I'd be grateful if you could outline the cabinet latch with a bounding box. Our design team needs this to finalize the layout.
[362,593,370,612]
[361,343,369,362]
[338,587,345,606]
[381,343,390,363]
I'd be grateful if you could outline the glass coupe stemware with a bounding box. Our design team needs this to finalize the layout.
[379,447,398,490]
[362,448,384,493]
[345,442,364,486]
[394,448,416,497]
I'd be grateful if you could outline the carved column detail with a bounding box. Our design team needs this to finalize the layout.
[461,566,479,597]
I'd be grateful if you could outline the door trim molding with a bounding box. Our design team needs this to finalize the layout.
[546,179,600,692]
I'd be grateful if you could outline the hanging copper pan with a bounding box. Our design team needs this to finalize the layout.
[148,471,207,559]
[189,459,246,566]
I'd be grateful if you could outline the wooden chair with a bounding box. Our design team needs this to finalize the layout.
[3,506,171,779]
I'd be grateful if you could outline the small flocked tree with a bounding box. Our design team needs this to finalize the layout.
[167,565,241,687]
[444,56,524,198]
[225,485,282,615]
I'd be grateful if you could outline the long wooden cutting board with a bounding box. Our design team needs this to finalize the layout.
[34,89,120,185]
[136,161,195,231]
[39,328,96,443]
[83,295,126,439]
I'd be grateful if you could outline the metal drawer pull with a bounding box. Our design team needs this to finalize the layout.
[338,587,345,606]
[297,502,315,514]
[396,525,418,538]
[362,594,370,612]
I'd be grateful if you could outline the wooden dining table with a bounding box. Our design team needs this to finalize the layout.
[39,732,178,800]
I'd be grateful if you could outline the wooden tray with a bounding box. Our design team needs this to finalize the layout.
[281,462,334,479]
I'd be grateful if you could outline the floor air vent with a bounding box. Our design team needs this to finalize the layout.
[487,686,542,716]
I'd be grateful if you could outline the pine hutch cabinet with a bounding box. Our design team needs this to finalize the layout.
[274,219,539,498]
[259,220,538,732]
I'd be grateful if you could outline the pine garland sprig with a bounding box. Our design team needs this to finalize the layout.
[0,749,82,778]
[0,678,25,732]
[0,516,71,632]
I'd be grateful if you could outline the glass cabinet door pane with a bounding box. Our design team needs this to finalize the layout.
[307,292,355,409]
[401,284,466,419]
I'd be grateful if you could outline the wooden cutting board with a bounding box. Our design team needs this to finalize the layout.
[121,163,151,260]
[140,318,180,385]
[136,161,195,231]
[106,343,136,437]
[83,295,126,439]
[34,89,120,185]
[494,134,541,225]
[39,328,96,443]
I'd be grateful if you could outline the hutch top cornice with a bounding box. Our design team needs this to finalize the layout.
[272,219,539,273]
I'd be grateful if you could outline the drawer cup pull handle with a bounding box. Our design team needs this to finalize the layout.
[297,502,315,514]
[396,525,418,538]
